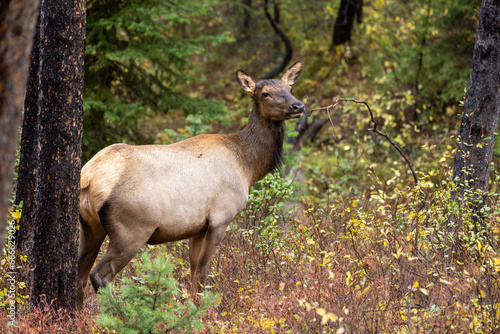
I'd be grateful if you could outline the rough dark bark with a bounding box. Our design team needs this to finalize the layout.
[27,0,86,312]
[0,0,40,252]
[261,0,292,80]
[451,0,500,217]
[15,13,41,261]
[332,0,363,47]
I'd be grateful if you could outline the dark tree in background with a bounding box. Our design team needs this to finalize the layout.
[332,0,363,47]
[241,0,252,41]
[0,0,40,251]
[261,0,293,79]
[451,0,500,220]
[15,0,86,312]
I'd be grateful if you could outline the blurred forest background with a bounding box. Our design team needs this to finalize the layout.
[82,0,481,190]
[4,0,500,332]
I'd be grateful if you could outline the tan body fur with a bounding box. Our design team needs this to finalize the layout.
[77,61,305,309]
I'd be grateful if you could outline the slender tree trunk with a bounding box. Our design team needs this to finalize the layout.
[451,0,500,220]
[331,0,363,48]
[241,0,252,41]
[27,0,86,312]
[262,0,292,79]
[0,0,40,251]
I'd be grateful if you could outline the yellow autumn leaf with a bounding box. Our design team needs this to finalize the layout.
[328,269,335,280]
[316,307,326,316]
[346,271,352,286]
[493,257,500,272]
[305,302,312,312]
[321,312,339,325]
[393,246,402,259]
[11,211,21,220]
[439,278,452,285]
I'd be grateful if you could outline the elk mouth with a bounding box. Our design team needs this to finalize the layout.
[285,111,304,119]
[286,102,305,119]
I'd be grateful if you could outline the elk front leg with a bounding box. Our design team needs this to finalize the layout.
[189,225,227,296]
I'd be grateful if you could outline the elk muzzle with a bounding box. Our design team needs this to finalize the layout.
[286,100,305,118]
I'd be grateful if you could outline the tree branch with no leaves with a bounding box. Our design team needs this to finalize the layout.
[309,98,419,185]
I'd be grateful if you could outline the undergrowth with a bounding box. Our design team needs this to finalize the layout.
[97,249,220,333]
[200,167,500,333]
[2,146,500,332]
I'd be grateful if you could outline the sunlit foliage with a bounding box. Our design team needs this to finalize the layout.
[2,0,498,332]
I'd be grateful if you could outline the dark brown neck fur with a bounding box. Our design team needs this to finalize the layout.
[231,101,285,186]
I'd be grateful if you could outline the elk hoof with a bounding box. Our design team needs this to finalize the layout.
[90,272,105,292]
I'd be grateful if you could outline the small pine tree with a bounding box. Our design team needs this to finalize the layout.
[97,248,220,333]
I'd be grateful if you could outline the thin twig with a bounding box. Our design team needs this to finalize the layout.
[325,106,339,138]
[310,98,419,185]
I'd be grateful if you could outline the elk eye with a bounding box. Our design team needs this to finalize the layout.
[262,92,270,98]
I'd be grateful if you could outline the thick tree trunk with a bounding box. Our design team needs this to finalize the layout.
[15,14,41,261]
[0,0,40,252]
[28,0,86,312]
[451,0,500,217]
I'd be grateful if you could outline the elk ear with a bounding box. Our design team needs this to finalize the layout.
[281,61,304,86]
[236,70,256,96]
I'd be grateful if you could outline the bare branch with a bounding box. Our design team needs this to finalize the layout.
[310,98,419,185]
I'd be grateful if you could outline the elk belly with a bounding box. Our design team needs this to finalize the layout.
[126,147,248,244]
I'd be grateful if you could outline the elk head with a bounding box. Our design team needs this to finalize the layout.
[236,61,305,121]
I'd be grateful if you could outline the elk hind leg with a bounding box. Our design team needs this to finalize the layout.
[89,232,152,292]
[77,216,106,310]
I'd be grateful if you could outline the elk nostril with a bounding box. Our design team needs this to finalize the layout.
[292,102,305,112]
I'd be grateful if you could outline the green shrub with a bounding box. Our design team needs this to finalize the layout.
[97,247,220,333]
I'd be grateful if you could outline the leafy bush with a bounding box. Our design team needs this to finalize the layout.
[97,248,220,333]
[235,171,297,273]
[0,202,28,310]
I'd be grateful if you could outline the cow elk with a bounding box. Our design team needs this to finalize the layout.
[77,61,305,309]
